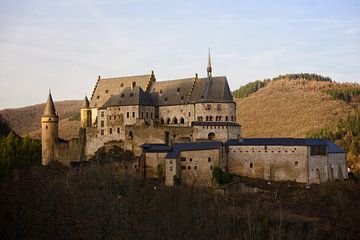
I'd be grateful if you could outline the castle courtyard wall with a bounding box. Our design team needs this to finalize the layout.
[328,153,348,180]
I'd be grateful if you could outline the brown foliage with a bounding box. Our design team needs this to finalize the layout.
[236,79,360,138]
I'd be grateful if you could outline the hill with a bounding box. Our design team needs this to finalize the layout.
[235,78,360,138]
[0,100,82,139]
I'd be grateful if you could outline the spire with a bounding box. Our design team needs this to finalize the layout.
[43,91,57,117]
[207,48,212,78]
[82,95,90,109]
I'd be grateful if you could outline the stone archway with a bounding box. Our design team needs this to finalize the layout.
[208,132,215,140]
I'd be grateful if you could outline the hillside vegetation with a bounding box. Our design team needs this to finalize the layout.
[0,100,82,138]
[236,78,360,138]
[233,73,333,99]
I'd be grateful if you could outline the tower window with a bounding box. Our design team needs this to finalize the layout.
[46,126,48,130]
[127,112,129,118]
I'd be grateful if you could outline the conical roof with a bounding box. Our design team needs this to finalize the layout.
[43,92,57,117]
[82,95,90,108]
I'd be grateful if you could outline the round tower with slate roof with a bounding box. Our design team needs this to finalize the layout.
[41,91,59,165]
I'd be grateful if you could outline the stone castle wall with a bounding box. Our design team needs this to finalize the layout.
[227,145,310,183]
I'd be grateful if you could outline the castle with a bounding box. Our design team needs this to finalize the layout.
[41,53,348,186]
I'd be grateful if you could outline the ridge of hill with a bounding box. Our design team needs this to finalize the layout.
[236,79,360,138]
[0,100,82,138]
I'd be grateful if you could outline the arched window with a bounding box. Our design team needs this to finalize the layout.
[128,131,133,139]
[231,116,234,121]
[208,132,215,140]
[166,118,171,124]
[206,116,209,121]
[225,116,228,121]
[173,117,178,124]
[160,118,164,125]
[209,116,213,121]
[180,117,185,124]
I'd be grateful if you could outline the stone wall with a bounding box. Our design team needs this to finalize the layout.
[178,149,221,187]
[193,125,240,141]
[54,139,80,166]
[145,152,167,178]
[194,102,236,122]
[228,145,309,183]
[328,153,348,180]
[159,104,195,126]
[165,157,179,186]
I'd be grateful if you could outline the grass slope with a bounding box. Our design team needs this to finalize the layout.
[0,100,82,138]
[236,79,359,138]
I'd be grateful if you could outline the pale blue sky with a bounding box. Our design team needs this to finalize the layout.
[0,0,359,109]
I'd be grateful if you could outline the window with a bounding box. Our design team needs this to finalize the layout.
[188,112,191,117]
[209,116,213,121]
[101,112,104,117]
[295,161,299,166]
[97,95,100,99]
[121,83,124,87]
[160,89,162,94]
[127,112,129,118]
[121,94,125,98]
[194,166,197,170]
[181,166,186,170]
[164,97,168,102]
[146,112,148,118]
[45,125,48,130]
[181,96,184,101]
[225,116,228,121]
[132,112,135,118]
[101,130,104,135]
[189,158,192,162]
[105,90,109,94]
[173,117,178,124]
[250,163,253,168]
[181,157,186,162]
[210,166,213,170]
[208,157,211,162]
[188,166,191,170]
[141,112,144,118]
[310,145,327,156]
[130,93,134,97]
[117,127,120,134]
[132,81,136,88]
[100,121,104,127]
[180,117,185,124]
[109,128,112,134]
[177,88,180,93]
[151,112,153,119]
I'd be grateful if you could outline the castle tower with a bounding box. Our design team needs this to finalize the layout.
[41,91,59,165]
[80,95,92,128]
[207,48,212,79]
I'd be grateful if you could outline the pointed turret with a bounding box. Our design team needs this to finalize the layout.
[82,95,90,109]
[207,48,212,79]
[41,91,59,166]
[43,91,57,117]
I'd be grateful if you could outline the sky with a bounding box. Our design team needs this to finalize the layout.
[0,0,359,109]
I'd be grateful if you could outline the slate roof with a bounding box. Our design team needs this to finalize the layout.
[192,121,240,127]
[225,138,328,146]
[100,86,154,108]
[141,144,172,152]
[149,76,233,106]
[326,140,346,154]
[90,74,152,108]
[166,142,223,159]
[43,93,58,117]
[226,138,345,154]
